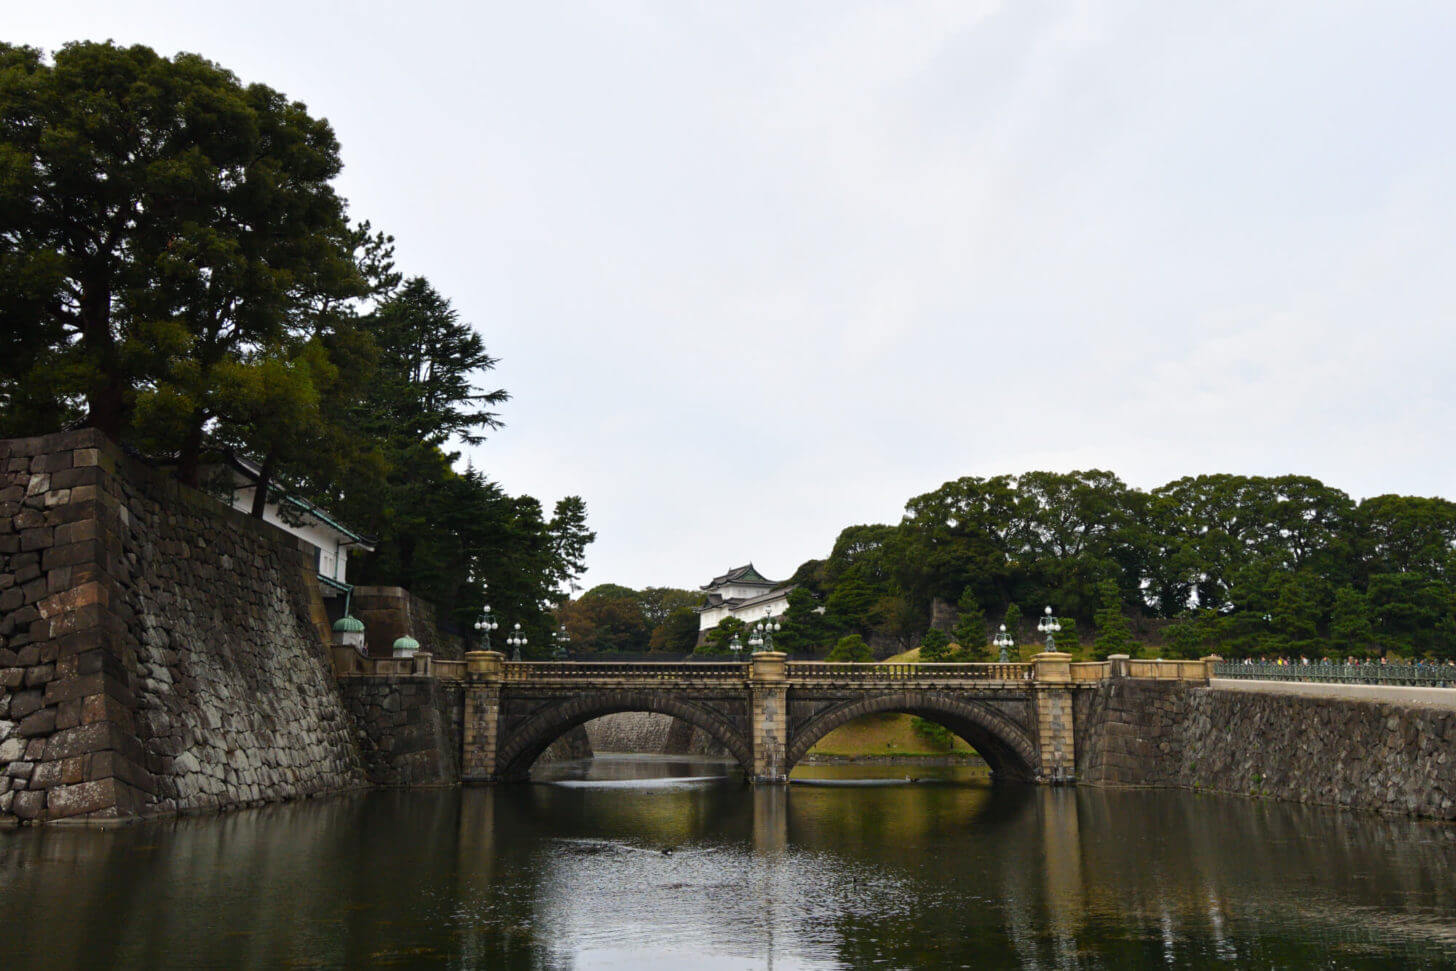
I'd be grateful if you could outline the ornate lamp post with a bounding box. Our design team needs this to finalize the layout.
[506,622,527,662]
[993,623,1015,664]
[553,624,570,661]
[729,633,744,657]
[473,604,499,652]
[749,616,781,653]
[1037,605,1061,653]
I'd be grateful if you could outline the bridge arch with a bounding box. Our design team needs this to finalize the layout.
[786,691,1040,781]
[494,690,754,781]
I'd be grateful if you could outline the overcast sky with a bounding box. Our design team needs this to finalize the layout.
[14,2,1456,591]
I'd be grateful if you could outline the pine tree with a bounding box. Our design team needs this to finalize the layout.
[952,588,987,652]
[1093,580,1136,659]
[827,634,872,662]
[1003,603,1023,657]
[919,628,953,662]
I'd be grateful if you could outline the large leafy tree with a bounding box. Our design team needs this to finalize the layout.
[0,41,362,472]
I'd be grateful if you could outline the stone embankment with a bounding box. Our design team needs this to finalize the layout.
[1,429,364,824]
[1076,679,1456,820]
[585,711,727,756]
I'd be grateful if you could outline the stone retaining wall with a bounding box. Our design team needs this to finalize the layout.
[585,711,729,756]
[1075,680,1456,820]
[352,586,463,660]
[1,429,365,823]
[339,677,464,786]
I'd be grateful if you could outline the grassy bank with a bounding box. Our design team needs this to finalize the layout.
[805,646,982,759]
[806,710,982,758]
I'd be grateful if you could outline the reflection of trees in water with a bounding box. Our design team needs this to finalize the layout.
[826,785,1456,969]
[5,774,1456,968]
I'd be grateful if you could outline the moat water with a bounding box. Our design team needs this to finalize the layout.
[4,755,1456,969]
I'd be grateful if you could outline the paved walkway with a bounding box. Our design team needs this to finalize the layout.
[1211,677,1456,709]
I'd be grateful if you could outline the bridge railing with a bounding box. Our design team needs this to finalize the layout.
[1213,661,1456,687]
[1070,661,1110,682]
[500,661,750,681]
[1127,659,1211,681]
[786,662,1033,681]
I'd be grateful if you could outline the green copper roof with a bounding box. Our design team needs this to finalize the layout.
[702,563,777,589]
[332,615,365,633]
[392,634,420,651]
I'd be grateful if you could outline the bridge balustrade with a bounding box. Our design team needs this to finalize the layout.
[499,660,750,682]
[786,661,1033,681]
[1070,661,1110,682]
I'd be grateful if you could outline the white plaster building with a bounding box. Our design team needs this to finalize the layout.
[697,564,793,632]
[221,455,373,600]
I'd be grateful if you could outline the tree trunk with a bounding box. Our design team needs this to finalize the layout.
[80,278,126,439]
[250,447,279,518]
[175,414,207,488]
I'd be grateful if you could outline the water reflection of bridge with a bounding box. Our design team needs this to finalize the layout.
[457,777,1456,967]
[444,651,1215,784]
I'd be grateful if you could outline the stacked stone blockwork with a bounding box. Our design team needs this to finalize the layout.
[1075,678,1456,820]
[352,585,463,660]
[0,430,365,824]
[339,677,464,785]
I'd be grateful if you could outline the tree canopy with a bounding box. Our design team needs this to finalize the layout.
[0,41,593,651]
[766,471,1456,661]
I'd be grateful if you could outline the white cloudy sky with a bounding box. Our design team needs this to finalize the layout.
[13,2,1456,591]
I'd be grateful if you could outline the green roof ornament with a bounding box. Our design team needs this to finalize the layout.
[392,634,420,658]
[332,615,365,633]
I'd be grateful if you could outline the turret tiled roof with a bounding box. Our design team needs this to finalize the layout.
[701,563,777,590]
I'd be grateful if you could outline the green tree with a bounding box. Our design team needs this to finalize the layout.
[822,576,884,635]
[1003,603,1023,647]
[650,606,701,655]
[827,634,872,662]
[547,497,595,595]
[910,717,956,751]
[698,617,747,656]
[893,476,1019,614]
[774,586,831,655]
[1055,617,1081,656]
[557,585,651,655]
[919,628,953,662]
[952,588,986,652]
[363,277,507,446]
[1366,572,1456,659]
[637,588,703,627]
[0,41,364,465]
[1164,609,1224,659]
[1092,581,1135,659]
[1330,586,1374,657]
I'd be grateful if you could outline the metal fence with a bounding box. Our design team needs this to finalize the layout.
[1213,661,1456,688]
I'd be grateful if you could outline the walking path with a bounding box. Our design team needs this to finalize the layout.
[1211,678,1456,709]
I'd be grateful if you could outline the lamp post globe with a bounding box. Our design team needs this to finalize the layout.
[505,622,527,662]
[753,616,781,653]
[992,623,1016,664]
[1036,605,1061,653]
[473,605,499,652]
[553,625,570,661]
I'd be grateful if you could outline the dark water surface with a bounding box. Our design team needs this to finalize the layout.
[3,755,1456,969]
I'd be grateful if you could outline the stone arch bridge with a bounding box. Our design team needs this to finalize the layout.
[451,651,1215,784]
